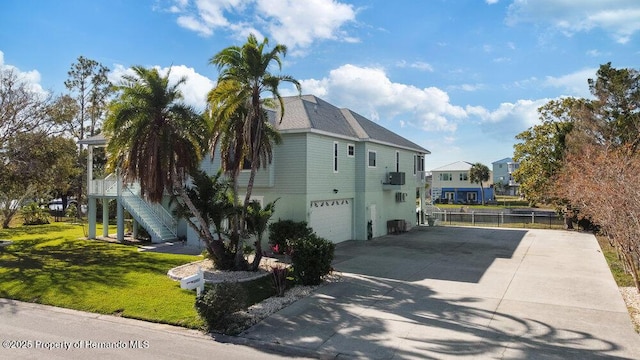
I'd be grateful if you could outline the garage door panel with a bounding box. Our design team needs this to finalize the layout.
[309,198,352,243]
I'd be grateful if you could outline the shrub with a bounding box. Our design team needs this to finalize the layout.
[290,234,335,286]
[194,282,247,333]
[268,220,313,254]
[271,265,290,297]
[21,203,50,225]
[65,203,78,218]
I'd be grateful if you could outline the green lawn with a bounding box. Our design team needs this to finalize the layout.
[0,222,204,328]
[596,235,636,288]
[434,196,551,211]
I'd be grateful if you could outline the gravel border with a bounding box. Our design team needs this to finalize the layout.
[620,287,640,332]
[168,259,269,284]
[167,257,288,284]
[168,258,343,334]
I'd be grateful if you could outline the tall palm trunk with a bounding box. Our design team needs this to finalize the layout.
[171,174,226,263]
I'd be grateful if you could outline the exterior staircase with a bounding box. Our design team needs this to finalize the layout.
[120,184,178,243]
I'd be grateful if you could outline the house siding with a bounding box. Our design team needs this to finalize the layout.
[361,142,420,238]
[306,133,356,196]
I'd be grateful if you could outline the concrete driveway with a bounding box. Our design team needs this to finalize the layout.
[241,226,640,359]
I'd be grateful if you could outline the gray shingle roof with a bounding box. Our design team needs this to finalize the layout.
[271,95,429,153]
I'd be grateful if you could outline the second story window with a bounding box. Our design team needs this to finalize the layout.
[460,173,468,181]
[347,144,355,157]
[333,142,339,173]
[396,151,400,172]
[439,173,451,181]
[368,150,377,168]
[414,154,424,174]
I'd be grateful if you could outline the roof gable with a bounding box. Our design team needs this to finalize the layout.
[271,95,429,153]
[431,161,473,172]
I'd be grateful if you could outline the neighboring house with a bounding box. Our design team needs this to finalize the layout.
[431,161,494,204]
[492,157,519,196]
[80,95,430,247]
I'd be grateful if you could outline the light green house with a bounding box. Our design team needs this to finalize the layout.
[82,95,430,247]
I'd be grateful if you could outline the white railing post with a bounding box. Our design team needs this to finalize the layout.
[472,211,475,225]
[531,212,535,224]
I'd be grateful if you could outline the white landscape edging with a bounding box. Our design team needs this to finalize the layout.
[167,260,270,284]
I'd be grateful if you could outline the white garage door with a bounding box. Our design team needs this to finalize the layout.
[309,198,353,243]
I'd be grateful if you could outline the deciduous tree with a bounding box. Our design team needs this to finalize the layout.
[553,63,640,292]
[0,132,79,227]
[0,68,52,144]
[513,98,578,206]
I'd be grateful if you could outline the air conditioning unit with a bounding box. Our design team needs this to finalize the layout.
[389,172,405,185]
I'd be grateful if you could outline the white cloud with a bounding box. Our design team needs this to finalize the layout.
[493,57,511,63]
[177,15,213,36]
[480,99,546,126]
[586,49,601,57]
[168,0,356,52]
[109,64,215,110]
[0,50,47,96]
[257,0,357,49]
[543,67,597,98]
[486,0,499,4]
[396,60,434,72]
[299,64,467,132]
[450,83,484,92]
[474,98,550,139]
[507,0,640,43]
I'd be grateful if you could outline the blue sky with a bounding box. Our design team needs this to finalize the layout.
[1,0,639,170]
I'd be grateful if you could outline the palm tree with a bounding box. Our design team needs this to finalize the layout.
[104,66,226,261]
[208,33,300,208]
[208,34,299,268]
[175,169,239,269]
[245,199,278,271]
[469,163,491,205]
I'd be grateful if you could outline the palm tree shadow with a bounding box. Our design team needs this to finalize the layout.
[243,274,627,359]
[239,227,633,359]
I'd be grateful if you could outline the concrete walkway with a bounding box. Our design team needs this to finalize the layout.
[241,226,640,359]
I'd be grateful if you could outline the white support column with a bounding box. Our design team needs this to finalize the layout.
[88,197,96,239]
[116,169,124,242]
[132,219,139,239]
[102,200,109,238]
[87,145,94,195]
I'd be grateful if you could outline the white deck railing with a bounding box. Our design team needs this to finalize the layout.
[89,173,118,196]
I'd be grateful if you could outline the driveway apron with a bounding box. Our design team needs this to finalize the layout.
[241,227,640,359]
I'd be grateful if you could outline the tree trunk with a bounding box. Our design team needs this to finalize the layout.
[480,181,485,205]
[250,233,264,271]
[228,168,248,270]
[171,175,225,262]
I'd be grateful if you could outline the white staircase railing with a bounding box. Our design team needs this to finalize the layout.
[120,184,177,242]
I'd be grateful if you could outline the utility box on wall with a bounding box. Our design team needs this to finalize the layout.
[389,172,405,185]
[395,192,407,202]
